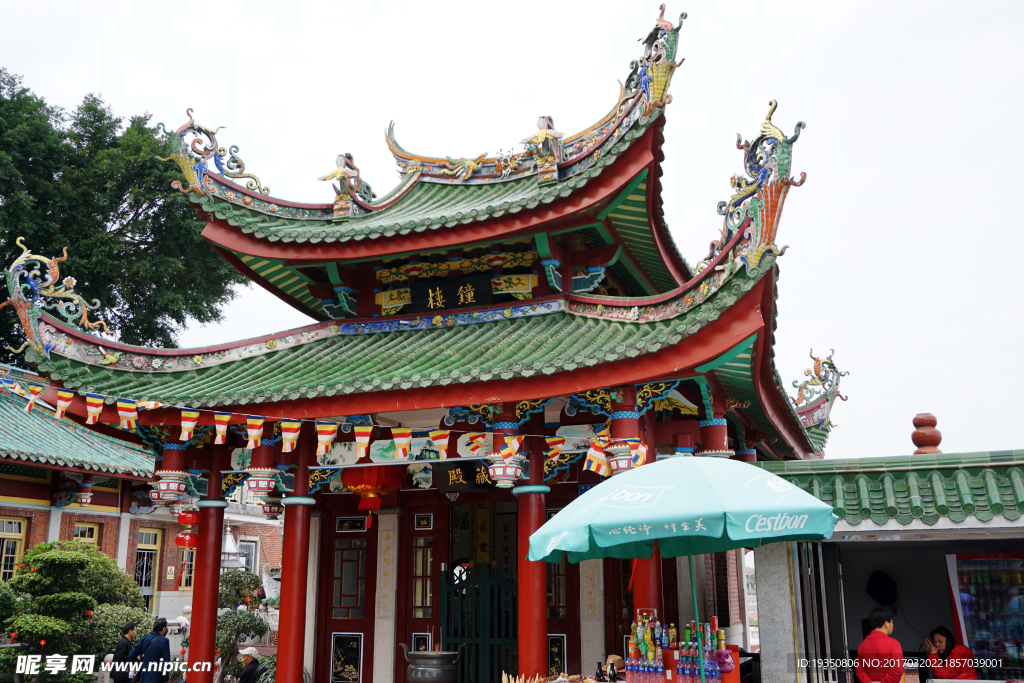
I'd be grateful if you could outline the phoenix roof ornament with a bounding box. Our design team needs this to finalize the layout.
[156,109,269,197]
[0,238,108,358]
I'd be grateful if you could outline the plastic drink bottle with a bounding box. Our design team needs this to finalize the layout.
[657,659,664,682]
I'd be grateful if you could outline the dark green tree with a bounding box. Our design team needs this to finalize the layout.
[0,69,247,362]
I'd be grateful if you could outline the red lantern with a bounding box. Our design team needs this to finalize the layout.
[180,649,186,655]
[340,462,404,511]
[40,640,45,646]
[10,633,16,639]
[176,531,199,548]
[177,509,201,527]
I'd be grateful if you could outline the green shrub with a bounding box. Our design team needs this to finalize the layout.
[0,580,16,625]
[16,541,144,608]
[34,592,97,619]
[76,603,152,658]
[217,569,262,608]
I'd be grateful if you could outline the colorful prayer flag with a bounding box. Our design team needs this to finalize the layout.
[245,416,265,449]
[54,389,74,419]
[583,441,610,477]
[281,419,302,453]
[138,401,163,411]
[544,436,567,460]
[465,432,487,454]
[498,435,525,463]
[117,399,139,429]
[316,421,339,456]
[85,393,104,425]
[584,427,612,477]
[626,439,648,467]
[23,384,44,414]
[391,428,413,459]
[354,425,374,459]
[429,430,450,459]
[180,409,201,441]
[213,412,232,444]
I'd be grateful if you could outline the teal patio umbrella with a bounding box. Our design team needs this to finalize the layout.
[528,456,837,682]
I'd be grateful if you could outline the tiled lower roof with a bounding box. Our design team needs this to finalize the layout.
[0,391,154,477]
[32,265,768,409]
[759,451,1024,525]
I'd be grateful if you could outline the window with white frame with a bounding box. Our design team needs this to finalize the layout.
[238,539,259,574]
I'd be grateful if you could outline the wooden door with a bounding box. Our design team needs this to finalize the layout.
[396,503,448,683]
[319,513,378,683]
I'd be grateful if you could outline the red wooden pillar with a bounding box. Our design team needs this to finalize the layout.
[278,422,315,683]
[612,386,664,619]
[503,405,548,678]
[189,444,226,683]
[697,393,733,457]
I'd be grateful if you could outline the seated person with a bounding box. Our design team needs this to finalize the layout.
[923,626,977,680]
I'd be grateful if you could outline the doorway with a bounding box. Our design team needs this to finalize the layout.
[134,528,162,612]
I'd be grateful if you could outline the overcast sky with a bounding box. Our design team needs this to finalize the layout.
[4,1,1022,459]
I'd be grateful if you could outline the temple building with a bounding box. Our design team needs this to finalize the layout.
[3,8,846,683]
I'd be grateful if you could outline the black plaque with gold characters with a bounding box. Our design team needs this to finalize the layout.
[548,634,567,676]
[432,459,497,494]
[331,632,362,683]
[410,274,492,313]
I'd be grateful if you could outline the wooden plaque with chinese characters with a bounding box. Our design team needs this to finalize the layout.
[409,275,493,313]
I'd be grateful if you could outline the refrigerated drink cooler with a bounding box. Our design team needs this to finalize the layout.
[947,553,1024,680]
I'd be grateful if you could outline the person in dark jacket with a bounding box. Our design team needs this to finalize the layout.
[111,623,137,683]
[129,618,171,683]
[237,647,263,683]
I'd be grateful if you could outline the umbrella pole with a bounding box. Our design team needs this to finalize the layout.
[688,555,706,683]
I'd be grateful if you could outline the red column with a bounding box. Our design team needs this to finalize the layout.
[189,444,225,683]
[278,423,315,683]
[697,394,733,457]
[503,407,548,678]
[612,386,664,619]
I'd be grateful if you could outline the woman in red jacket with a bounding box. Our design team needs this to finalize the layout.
[924,626,978,680]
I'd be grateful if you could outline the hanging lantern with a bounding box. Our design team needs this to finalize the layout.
[75,476,94,508]
[339,462,404,510]
[175,531,199,548]
[177,509,201,527]
[244,468,279,499]
[606,440,636,475]
[486,453,525,489]
[261,494,284,520]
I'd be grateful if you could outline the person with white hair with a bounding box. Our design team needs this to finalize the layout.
[237,647,263,683]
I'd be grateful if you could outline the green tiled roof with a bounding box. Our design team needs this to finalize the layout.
[759,451,1024,526]
[201,113,660,245]
[0,391,154,477]
[31,263,768,410]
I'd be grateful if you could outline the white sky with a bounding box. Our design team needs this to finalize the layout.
[4,1,1022,459]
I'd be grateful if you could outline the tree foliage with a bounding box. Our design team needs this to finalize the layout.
[0,68,247,362]
[76,603,152,660]
[18,540,144,609]
[2,540,148,681]
[217,569,262,609]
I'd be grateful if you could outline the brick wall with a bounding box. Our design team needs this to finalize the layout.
[125,518,192,592]
[727,549,741,626]
[230,522,284,577]
[0,506,48,550]
[59,512,119,560]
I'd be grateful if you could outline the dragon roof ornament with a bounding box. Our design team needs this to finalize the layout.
[792,349,848,431]
[156,108,269,197]
[697,100,806,274]
[385,6,685,187]
[0,237,108,358]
